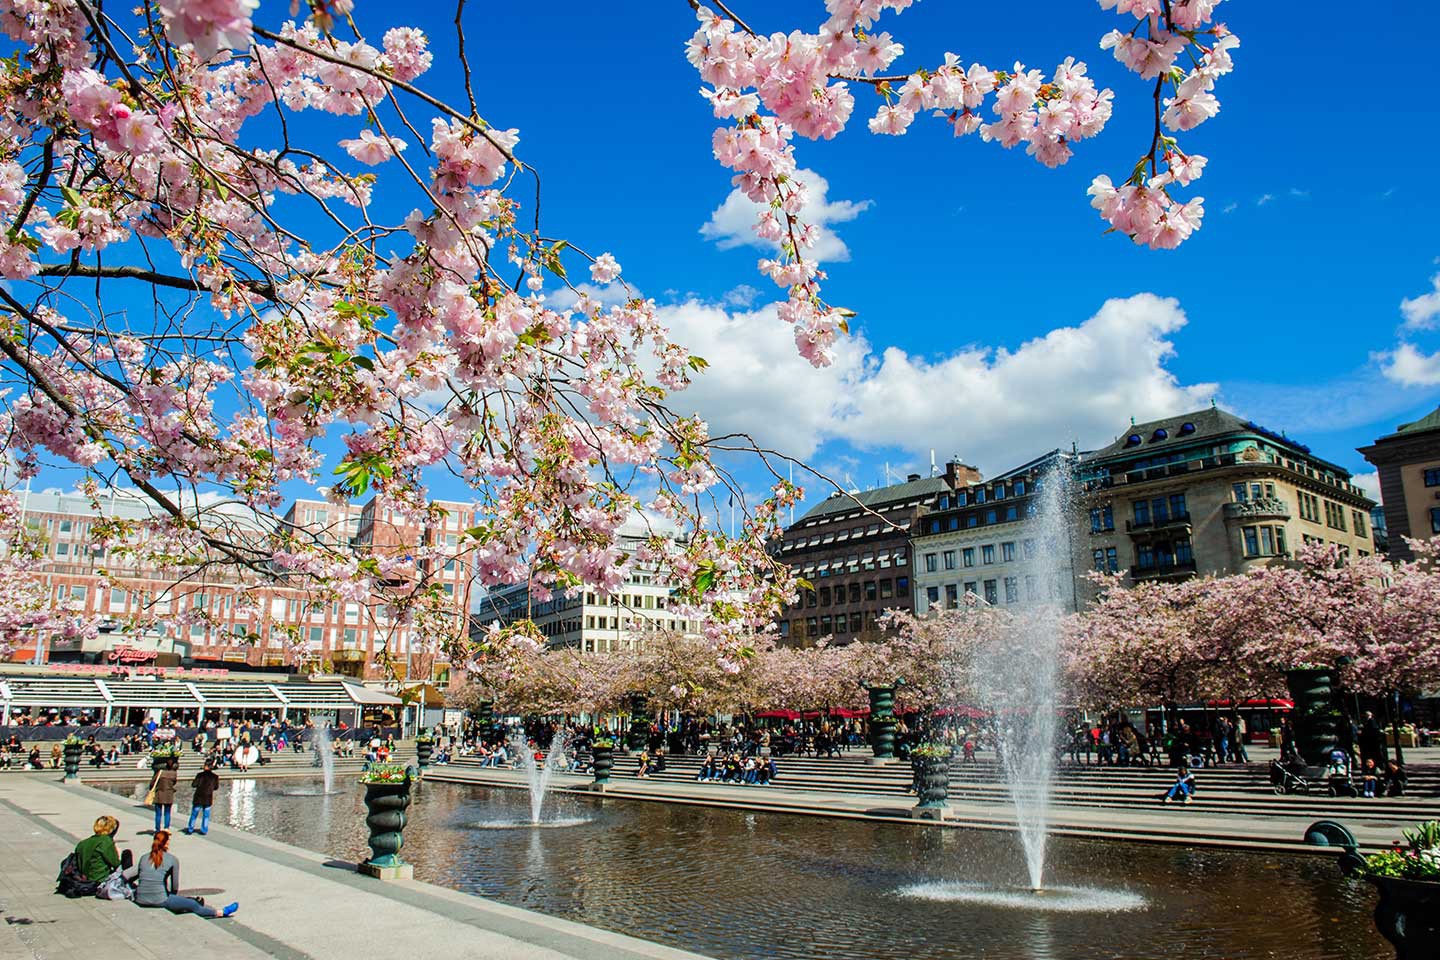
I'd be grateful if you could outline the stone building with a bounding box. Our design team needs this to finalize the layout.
[472,514,703,654]
[773,462,979,646]
[1358,405,1440,562]
[911,450,1079,614]
[1074,406,1377,602]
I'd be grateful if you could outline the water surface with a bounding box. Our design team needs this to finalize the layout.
[99,777,1385,960]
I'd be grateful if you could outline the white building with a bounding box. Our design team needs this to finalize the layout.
[472,515,702,654]
[910,451,1079,614]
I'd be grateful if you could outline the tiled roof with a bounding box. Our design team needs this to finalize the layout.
[795,476,949,524]
[1084,407,1252,462]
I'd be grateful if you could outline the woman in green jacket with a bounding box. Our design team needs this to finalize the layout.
[75,815,131,882]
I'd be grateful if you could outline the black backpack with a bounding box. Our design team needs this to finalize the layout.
[56,851,99,898]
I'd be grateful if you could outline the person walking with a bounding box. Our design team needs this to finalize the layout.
[125,831,238,918]
[149,757,178,833]
[186,759,221,836]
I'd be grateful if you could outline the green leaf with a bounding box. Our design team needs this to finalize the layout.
[350,355,375,371]
[687,355,709,372]
[61,185,82,208]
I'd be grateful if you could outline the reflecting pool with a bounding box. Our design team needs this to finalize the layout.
[99,778,1384,960]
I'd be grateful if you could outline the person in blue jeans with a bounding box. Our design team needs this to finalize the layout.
[186,758,220,835]
[150,756,178,832]
[1163,764,1195,804]
[125,831,238,919]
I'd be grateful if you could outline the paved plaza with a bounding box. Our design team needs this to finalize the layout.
[0,776,712,960]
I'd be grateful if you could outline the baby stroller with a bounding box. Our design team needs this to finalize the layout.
[1270,753,1357,797]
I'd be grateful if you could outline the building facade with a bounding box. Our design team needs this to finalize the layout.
[911,451,1079,614]
[1358,405,1440,562]
[1074,407,1377,602]
[9,490,474,680]
[472,515,703,654]
[773,463,978,646]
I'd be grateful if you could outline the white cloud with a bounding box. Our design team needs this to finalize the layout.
[1379,343,1440,386]
[547,281,634,312]
[659,292,1217,472]
[700,168,871,264]
[722,284,760,308]
[1256,193,1275,206]
[1351,470,1381,505]
[1400,272,1440,331]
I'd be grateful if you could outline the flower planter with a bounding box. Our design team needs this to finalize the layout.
[62,741,82,780]
[1387,732,1419,749]
[863,683,900,759]
[415,740,433,770]
[362,779,412,871]
[912,755,950,809]
[591,744,614,784]
[1368,876,1440,959]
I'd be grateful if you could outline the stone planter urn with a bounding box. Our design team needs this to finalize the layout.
[626,694,650,754]
[860,679,904,760]
[415,738,433,770]
[150,754,167,773]
[360,775,413,880]
[1368,876,1440,959]
[591,743,614,785]
[912,753,951,812]
[1285,667,1341,766]
[62,740,82,780]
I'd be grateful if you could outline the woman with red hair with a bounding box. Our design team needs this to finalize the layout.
[123,831,238,918]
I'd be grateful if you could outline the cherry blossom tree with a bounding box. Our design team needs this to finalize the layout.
[0,0,807,672]
[0,487,97,657]
[686,0,1238,365]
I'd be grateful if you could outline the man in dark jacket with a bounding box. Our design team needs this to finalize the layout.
[186,759,221,836]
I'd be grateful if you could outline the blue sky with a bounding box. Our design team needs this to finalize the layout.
[345,0,1438,506]
[14,1,1440,517]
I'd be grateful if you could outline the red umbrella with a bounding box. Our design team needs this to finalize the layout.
[754,709,801,720]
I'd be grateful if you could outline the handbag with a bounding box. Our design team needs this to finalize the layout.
[96,867,133,901]
[143,772,158,806]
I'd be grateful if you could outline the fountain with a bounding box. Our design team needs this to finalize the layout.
[465,729,589,829]
[286,723,338,796]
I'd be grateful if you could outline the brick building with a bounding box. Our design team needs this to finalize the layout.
[8,489,474,680]
[1358,405,1440,562]
[773,463,977,646]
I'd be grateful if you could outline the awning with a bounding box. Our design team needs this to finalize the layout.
[396,682,445,707]
[343,684,404,706]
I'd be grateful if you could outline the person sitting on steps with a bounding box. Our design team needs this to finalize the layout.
[1163,763,1195,804]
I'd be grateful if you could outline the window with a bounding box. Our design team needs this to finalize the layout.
[925,553,938,573]
[55,542,69,556]
[1089,506,1114,532]
[1137,544,1155,569]
[984,509,998,525]
[974,488,986,504]
[1425,468,1440,488]
[879,579,894,599]
[942,550,956,570]
[864,581,877,601]
[807,617,819,636]
[962,547,975,567]
[1352,511,1367,537]
[1169,493,1187,518]
[1023,538,1037,559]
[993,484,1005,500]
[70,584,87,602]
[1432,507,1440,535]
[983,580,998,604]
[849,582,861,603]
[945,584,958,608]
[896,576,910,596]
[1275,527,1287,555]
[1104,547,1118,572]
[308,626,323,645]
[1152,497,1170,523]
[820,615,832,634]
[59,520,72,533]
[110,588,125,608]
[981,544,995,564]
[1001,542,1016,562]
[1014,480,1026,496]
[1298,491,1321,522]
[1004,577,1018,604]
[819,586,831,606]
[1092,549,1106,572]
[1324,500,1347,531]
[343,628,358,647]
[1004,506,1018,522]
[964,581,978,595]
[1243,527,1260,557]
[835,613,848,633]
[957,492,969,506]
[1133,500,1151,526]
[1176,539,1194,564]
[1260,526,1275,555]
[1025,575,1039,601]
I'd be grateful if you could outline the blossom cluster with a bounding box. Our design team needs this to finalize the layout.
[1090,0,1240,248]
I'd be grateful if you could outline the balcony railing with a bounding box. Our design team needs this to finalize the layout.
[1125,512,1192,533]
[1130,558,1198,580]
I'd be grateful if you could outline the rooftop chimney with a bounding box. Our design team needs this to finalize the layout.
[944,460,982,488]
[905,473,922,482]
